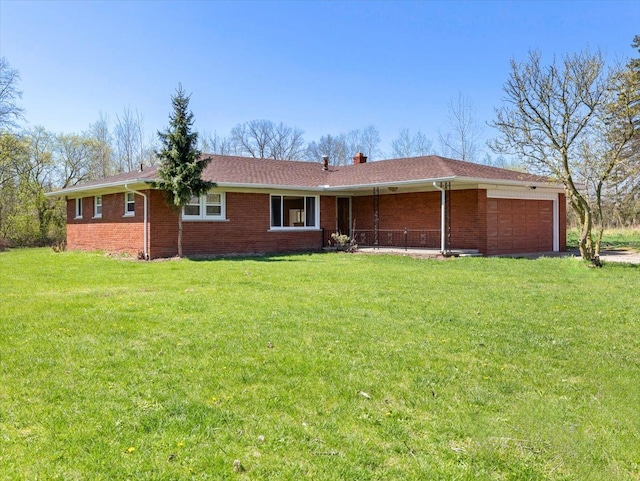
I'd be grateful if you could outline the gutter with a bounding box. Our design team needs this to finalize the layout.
[433,182,446,255]
[125,184,149,260]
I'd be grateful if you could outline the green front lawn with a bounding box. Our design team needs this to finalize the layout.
[567,227,640,249]
[1,249,638,480]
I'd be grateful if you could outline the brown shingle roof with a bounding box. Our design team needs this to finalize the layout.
[199,154,552,187]
[325,155,550,186]
[200,155,329,186]
[57,154,556,194]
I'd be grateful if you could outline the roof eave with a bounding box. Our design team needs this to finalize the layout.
[45,178,156,197]
[459,176,563,189]
[216,182,325,191]
[322,176,457,191]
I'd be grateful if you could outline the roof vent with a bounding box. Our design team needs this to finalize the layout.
[353,152,367,164]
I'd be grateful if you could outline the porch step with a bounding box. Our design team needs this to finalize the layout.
[449,249,482,257]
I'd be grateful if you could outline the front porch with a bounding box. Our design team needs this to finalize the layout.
[351,228,442,249]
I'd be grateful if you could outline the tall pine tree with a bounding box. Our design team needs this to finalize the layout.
[154,85,213,257]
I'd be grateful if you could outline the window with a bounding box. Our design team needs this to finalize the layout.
[184,196,201,216]
[183,191,226,220]
[124,192,135,216]
[94,196,102,218]
[270,195,318,228]
[205,193,222,216]
[75,198,83,219]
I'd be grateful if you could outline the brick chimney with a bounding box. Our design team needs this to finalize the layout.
[353,152,367,164]
[322,155,329,171]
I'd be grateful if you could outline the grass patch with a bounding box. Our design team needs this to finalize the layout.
[567,227,640,249]
[1,249,639,479]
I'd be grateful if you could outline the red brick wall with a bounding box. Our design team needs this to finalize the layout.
[66,193,145,256]
[450,189,487,251]
[148,191,331,258]
[351,191,440,231]
[66,188,567,258]
[351,189,487,251]
[320,196,337,245]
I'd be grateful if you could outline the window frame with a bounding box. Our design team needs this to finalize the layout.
[75,198,83,219]
[124,192,135,217]
[270,194,320,230]
[182,191,226,221]
[93,195,102,219]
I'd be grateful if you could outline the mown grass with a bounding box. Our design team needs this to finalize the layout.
[1,248,639,480]
[567,227,640,249]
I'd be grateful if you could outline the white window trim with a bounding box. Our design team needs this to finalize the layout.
[75,198,83,219]
[124,192,135,217]
[93,195,102,219]
[269,194,320,231]
[183,191,227,221]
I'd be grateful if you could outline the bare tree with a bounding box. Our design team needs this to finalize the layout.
[490,50,638,264]
[114,106,144,172]
[200,131,235,155]
[88,112,115,177]
[391,128,433,158]
[346,124,382,160]
[268,122,306,160]
[306,133,349,165]
[306,125,382,165]
[439,92,482,161]
[230,120,273,158]
[0,57,24,129]
[230,119,305,160]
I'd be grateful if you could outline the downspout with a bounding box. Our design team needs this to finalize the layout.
[125,184,148,260]
[433,182,446,254]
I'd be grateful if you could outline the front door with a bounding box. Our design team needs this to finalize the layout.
[337,197,351,235]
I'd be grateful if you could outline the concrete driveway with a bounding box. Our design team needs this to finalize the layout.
[356,247,640,264]
[596,249,640,264]
[507,248,640,264]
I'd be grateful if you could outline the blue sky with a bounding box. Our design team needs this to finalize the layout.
[1,0,638,157]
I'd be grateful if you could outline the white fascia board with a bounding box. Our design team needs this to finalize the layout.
[321,176,456,192]
[215,182,326,192]
[468,177,563,190]
[45,179,154,197]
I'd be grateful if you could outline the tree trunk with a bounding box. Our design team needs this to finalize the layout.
[578,209,593,261]
[177,211,183,258]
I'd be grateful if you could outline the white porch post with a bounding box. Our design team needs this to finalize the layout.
[433,182,446,254]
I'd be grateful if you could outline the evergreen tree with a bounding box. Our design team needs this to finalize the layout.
[154,85,213,257]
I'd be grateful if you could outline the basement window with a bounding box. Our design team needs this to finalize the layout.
[124,192,135,216]
[270,195,318,229]
[75,198,83,219]
[94,195,102,218]
[183,191,226,221]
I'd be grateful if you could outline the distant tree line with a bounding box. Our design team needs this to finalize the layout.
[0,36,637,250]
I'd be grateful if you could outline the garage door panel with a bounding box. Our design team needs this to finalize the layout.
[487,198,554,254]
[512,213,526,225]
[513,225,527,237]
[513,236,528,246]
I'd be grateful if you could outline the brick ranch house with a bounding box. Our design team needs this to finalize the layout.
[47,153,566,259]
